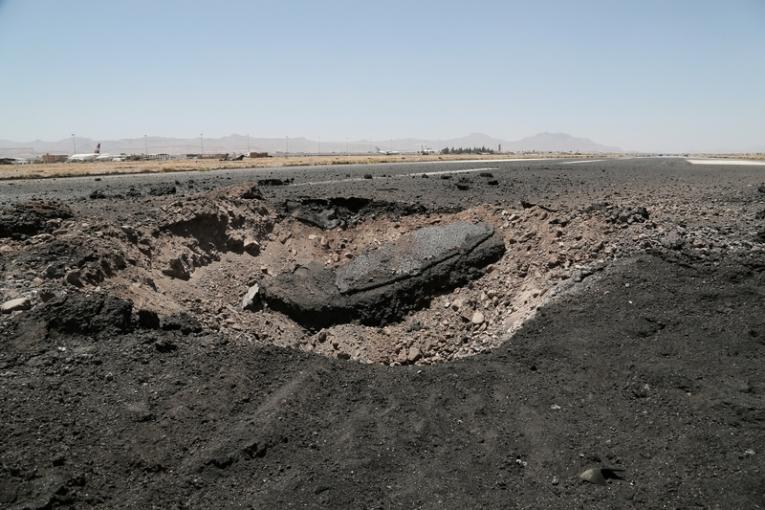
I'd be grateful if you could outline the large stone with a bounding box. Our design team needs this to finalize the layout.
[259,222,505,328]
[1,297,31,314]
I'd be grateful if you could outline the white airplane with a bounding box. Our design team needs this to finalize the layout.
[68,143,122,162]
[376,146,400,155]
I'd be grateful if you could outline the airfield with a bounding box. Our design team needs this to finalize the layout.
[1,157,764,508]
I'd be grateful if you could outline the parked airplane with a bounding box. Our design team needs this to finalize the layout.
[68,143,124,162]
[376,146,400,155]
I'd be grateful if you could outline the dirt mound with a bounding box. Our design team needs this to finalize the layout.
[0,201,72,239]
[3,292,133,352]
[259,222,505,328]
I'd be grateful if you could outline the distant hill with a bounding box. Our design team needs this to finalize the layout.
[505,132,622,153]
[0,132,623,158]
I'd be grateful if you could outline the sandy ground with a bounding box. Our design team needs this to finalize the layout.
[1,157,764,509]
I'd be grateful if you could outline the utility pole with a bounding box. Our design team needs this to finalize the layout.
[71,133,77,154]
[200,133,204,155]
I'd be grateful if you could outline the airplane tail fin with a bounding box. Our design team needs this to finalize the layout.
[95,143,101,154]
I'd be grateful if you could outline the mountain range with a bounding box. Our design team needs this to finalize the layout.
[0,132,622,158]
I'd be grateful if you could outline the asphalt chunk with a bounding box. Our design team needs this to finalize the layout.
[258,222,505,328]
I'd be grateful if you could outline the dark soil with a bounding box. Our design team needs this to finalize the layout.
[0,201,72,239]
[1,158,764,509]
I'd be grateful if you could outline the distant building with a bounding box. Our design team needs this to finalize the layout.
[41,153,68,163]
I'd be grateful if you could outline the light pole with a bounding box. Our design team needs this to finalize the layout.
[71,133,77,154]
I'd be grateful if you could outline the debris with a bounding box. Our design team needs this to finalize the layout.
[136,309,161,329]
[241,284,261,310]
[520,200,557,212]
[284,197,424,230]
[470,310,485,325]
[579,467,625,485]
[259,222,506,328]
[0,201,73,239]
[1,297,31,313]
[240,185,263,200]
[243,239,261,255]
[161,312,202,334]
[257,178,293,186]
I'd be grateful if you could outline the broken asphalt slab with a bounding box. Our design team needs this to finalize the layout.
[258,221,505,328]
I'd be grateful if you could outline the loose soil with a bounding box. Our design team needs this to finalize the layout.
[1,158,764,509]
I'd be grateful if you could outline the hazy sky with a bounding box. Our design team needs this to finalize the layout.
[1,0,763,152]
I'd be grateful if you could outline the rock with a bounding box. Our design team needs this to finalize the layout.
[125,401,154,422]
[259,222,506,328]
[243,239,260,256]
[241,284,261,310]
[161,312,202,334]
[258,178,292,186]
[579,467,606,485]
[162,256,191,280]
[240,185,263,200]
[579,467,625,485]
[155,337,178,353]
[470,310,485,325]
[407,346,422,363]
[63,269,83,287]
[136,309,161,329]
[0,201,73,239]
[284,197,424,230]
[455,178,471,191]
[1,297,31,313]
[17,293,133,336]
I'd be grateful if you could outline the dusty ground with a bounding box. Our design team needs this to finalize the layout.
[0,152,581,180]
[1,158,764,509]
